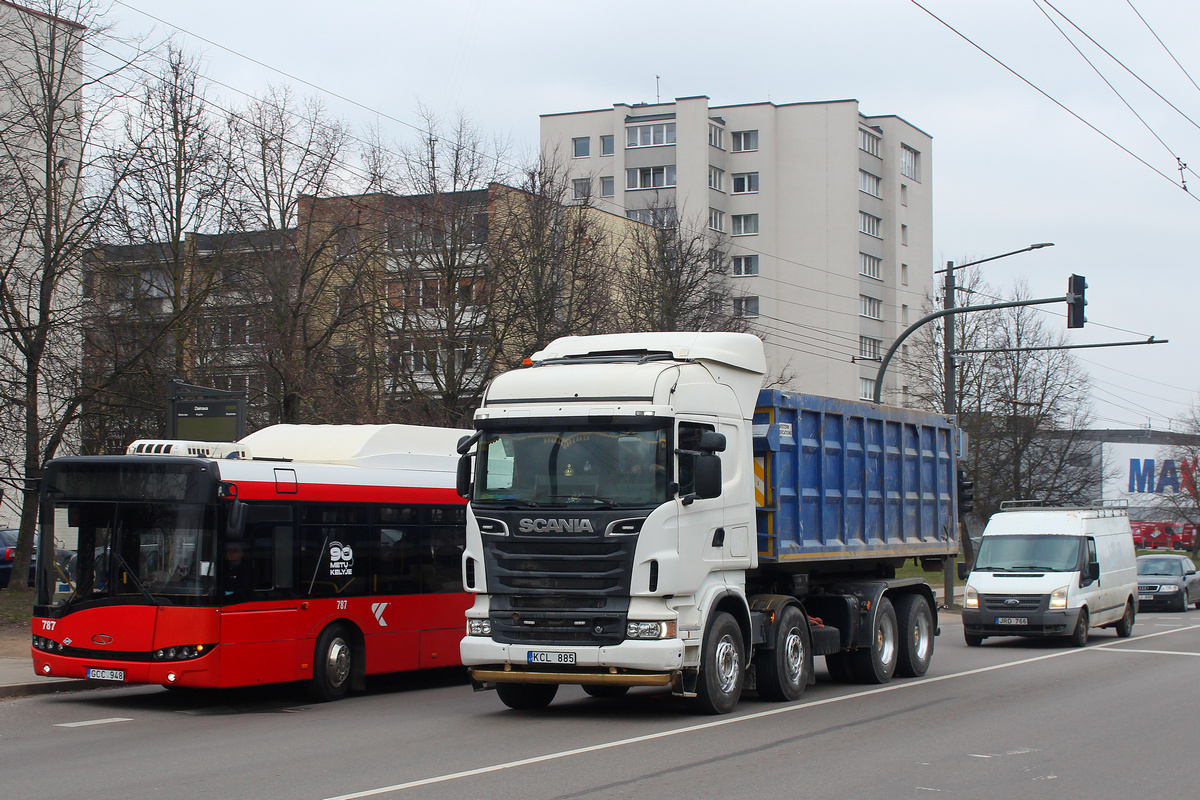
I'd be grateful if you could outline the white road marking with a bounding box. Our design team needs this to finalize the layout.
[324,623,1200,800]
[1095,647,1200,657]
[54,718,133,728]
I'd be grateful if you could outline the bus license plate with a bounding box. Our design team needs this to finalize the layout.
[996,617,1027,626]
[527,651,575,665]
[87,668,125,682]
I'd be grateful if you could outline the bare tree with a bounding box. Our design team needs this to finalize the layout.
[0,0,143,592]
[1150,407,1200,557]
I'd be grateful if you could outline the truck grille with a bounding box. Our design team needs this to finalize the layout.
[487,594,629,646]
[484,539,634,596]
[980,593,1045,611]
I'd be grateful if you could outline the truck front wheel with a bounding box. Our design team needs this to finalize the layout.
[895,594,934,678]
[496,682,558,710]
[851,597,898,684]
[755,606,810,702]
[696,612,744,714]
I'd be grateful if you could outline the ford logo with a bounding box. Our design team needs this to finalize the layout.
[1004,598,1020,606]
[92,634,114,646]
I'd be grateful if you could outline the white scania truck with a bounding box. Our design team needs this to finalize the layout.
[457,332,960,713]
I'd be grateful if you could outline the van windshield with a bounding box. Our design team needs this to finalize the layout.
[974,534,1082,572]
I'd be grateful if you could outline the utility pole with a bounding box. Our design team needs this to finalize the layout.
[942,260,956,606]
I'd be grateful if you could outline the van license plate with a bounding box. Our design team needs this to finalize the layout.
[527,651,575,665]
[996,617,1027,625]
[86,668,125,682]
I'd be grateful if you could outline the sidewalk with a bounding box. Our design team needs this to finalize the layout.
[0,656,92,698]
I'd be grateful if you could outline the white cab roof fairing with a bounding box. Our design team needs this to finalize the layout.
[489,332,765,421]
[236,424,467,467]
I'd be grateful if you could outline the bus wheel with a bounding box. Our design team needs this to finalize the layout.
[851,597,897,684]
[496,682,558,710]
[309,624,353,702]
[895,594,934,678]
[695,612,744,714]
[755,605,810,701]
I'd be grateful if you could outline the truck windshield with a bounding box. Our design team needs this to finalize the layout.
[39,501,218,608]
[473,424,669,508]
[974,534,1082,572]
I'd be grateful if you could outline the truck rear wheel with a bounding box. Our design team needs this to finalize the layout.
[755,606,810,701]
[496,682,558,710]
[895,594,934,678]
[851,597,897,684]
[696,612,744,714]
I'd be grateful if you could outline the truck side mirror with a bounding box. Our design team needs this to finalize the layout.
[957,562,970,580]
[692,454,722,500]
[698,431,727,452]
[456,453,473,498]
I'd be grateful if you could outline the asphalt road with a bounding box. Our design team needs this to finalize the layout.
[2,610,1197,800]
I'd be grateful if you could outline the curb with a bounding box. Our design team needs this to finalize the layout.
[1,679,95,699]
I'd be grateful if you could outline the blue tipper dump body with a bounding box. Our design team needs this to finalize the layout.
[752,389,959,566]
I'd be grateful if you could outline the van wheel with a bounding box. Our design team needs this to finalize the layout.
[1069,609,1089,647]
[695,612,744,714]
[755,606,810,701]
[964,633,984,647]
[1115,601,1134,638]
[308,624,353,702]
[851,597,898,684]
[895,595,934,678]
[496,682,558,710]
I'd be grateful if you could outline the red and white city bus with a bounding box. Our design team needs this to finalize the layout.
[32,424,469,700]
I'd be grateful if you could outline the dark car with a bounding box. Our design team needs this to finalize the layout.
[1137,554,1200,612]
[0,528,35,589]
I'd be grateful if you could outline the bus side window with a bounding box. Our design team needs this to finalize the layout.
[240,505,294,595]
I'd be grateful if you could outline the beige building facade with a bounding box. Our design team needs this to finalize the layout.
[541,96,932,402]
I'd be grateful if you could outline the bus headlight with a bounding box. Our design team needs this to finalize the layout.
[964,586,978,610]
[625,621,676,640]
[1049,587,1069,610]
[467,618,492,636]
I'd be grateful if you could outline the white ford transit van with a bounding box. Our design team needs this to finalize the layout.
[960,502,1138,647]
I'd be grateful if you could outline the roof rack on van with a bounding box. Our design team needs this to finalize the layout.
[999,499,1046,509]
[1092,498,1129,508]
[998,498,1129,517]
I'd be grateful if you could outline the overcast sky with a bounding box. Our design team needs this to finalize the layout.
[102,0,1200,430]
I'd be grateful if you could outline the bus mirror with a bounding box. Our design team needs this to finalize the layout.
[699,431,727,453]
[456,454,473,498]
[226,498,247,535]
[694,454,722,499]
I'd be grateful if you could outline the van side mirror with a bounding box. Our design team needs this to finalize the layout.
[1081,560,1100,587]
[957,562,971,580]
[456,453,473,498]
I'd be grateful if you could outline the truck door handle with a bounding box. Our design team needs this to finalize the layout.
[712,528,725,547]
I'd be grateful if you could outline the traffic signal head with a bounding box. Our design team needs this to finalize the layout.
[1067,274,1087,329]
[957,467,975,516]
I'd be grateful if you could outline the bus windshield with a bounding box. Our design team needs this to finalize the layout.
[974,534,1083,573]
[41,501,218,608]
[473,424,669,508]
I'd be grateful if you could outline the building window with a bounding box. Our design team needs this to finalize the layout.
[573,137,590,158]
[708,124,724,149]
[600,176,615,197]
[859,336,881,360]
[734,296,759,317]
[600,135,614,156]
[732,172,759,194]
[627,165,677,190]
[901,224,908,246]
[732,255,759,276]
[860,294,882,319]
[900,184,908,206]
[901,263,909,285]
[859,377,876,401]
[859,170,881,197]
[627,122,676,148]
[902,304,909,324]
[901,144,921,180]
[859,253,882,280]
[626,206,677,227]
[709,208,724,232]
[572,178,591,200]
[731,130,759,152]
[709,166,724,191]
[859,212,881,237]
[731,214,759,236]
[859,128,881,157]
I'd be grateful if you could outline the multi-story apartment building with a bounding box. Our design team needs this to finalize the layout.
[541,95,933,401]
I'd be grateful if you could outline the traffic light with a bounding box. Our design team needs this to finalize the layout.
[1067,274,1087,329]
[957,468,975,516]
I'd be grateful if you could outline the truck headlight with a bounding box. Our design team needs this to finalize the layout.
[1049,586,1069,609]
[467,618,492,636]
[625,621,676,639]
[964,586,978,609]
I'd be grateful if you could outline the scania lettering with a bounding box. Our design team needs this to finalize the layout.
[457,332,959,713]
[32,424,469,701]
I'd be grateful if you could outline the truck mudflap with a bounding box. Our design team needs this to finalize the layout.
[469,666,674,690]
